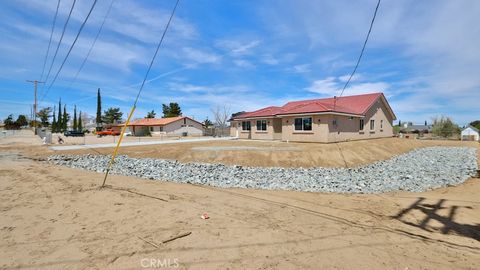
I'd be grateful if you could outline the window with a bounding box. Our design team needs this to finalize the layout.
[160,126,163,132]
[256,120,267,131]
[359,119,364,130]
[332,119,338,127]
[149,127,154,132]
[294,117,312,131]
[380,120,383,129]
[370,119,375,130]
[183,118,186,125]
[242,121,251,131]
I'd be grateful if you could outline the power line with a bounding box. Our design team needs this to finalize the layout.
[335,0,381,108]
[134,0,180,106]
[102,0,180,187]
[42,0,76,87]
[40,0,61,81]
[66,0,115,89]
[41,0,98,102]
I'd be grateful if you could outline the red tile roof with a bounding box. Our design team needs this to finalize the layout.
[232,92,395,119]
[127,116,199,126]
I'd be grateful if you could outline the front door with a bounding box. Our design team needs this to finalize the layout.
[273,118,282,140]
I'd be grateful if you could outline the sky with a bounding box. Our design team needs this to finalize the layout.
[0,0,479,125]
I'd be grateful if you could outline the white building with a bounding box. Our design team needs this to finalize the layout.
[461,125,479,141]
[127,116,204,136]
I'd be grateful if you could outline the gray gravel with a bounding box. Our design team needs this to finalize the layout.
[47,146,477,194]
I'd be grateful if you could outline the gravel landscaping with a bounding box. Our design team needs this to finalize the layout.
[48,146,478,193]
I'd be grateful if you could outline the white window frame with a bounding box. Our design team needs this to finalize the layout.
[256,120,267,131]
[359,119,365,130]
[370,119,375,130]
[294,117,312,131]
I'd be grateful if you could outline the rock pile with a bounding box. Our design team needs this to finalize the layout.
[48,147,477,193]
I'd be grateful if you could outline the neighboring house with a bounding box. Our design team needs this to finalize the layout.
[230,92,396,143]
[400,123,432,133]
[461,125,479,141]
[127,116,204,136]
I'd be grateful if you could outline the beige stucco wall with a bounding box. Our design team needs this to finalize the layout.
[281,115,330,142]
[230,118,278,140]
[163,118,203,135]
[132,118,203,136]
[325,99,394,142]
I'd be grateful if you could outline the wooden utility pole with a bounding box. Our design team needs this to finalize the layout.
[26,80,45,135]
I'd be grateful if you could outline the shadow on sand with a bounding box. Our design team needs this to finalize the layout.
[393,197,480,241]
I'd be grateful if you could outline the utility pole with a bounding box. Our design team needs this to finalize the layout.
[26,80,45,135]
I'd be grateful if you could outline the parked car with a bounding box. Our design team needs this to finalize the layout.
[96,129,121,137]
[64,130,85,137]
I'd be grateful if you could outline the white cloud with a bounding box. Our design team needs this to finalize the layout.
[233,59,255,69]
[261,54,279,65]
[338,73,361,82]
[181,47,221,64]
[291,64,310,74]
[215,39,261,56]
[305,76,389,96]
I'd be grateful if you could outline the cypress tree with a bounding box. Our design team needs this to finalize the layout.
[58,99,62,132]
[52,105,57,132]
[78,111,83,131]
[96,88,102,129]
[63,105,68,131]
[73,105,77,131]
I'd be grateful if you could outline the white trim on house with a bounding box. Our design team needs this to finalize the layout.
[235,112,364,120]
[277,112,364,118]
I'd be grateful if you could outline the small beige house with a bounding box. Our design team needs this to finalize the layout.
[230,92,396,143]
[127,116,204,136]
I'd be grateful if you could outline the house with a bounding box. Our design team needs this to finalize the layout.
[461,125,479,141]
[400,122,432,134]
[230,92,396,143]
[127,116,204,136]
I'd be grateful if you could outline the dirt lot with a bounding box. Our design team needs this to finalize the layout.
[54,137,478,168]
[1,132,479,269]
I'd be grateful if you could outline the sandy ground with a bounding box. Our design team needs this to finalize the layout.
[1,131,479,269]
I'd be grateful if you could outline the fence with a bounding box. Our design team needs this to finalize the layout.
[204,127,230,137]
[37,128,52,144]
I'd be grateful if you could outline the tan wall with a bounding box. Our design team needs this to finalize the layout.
[133,118,203,136]
[325,99,393,142]
[281,115,330,142]
[163,118,203,135]
[230,119,276,140]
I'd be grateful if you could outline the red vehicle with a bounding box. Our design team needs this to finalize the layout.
[96,129,120,137]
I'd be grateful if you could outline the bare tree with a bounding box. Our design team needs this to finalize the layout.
[211,105,231,128]
[211,105,231,136]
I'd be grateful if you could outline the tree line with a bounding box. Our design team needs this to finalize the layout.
[3,87,233,131]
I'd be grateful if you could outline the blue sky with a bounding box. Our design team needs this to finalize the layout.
[1,0,479,125]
